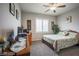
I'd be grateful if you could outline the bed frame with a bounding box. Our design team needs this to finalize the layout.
[42,39,54,51]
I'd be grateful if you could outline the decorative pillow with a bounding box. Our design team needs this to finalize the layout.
[65,32,69,36]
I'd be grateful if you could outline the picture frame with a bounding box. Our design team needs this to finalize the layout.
[16,9,19,20]
[51,21,54,30]
[9,3,15,16]
[66,16,72,23]
[27,20,31,30]
[51,21,54,26]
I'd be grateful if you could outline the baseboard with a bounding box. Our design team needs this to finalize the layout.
[32,39,41,41]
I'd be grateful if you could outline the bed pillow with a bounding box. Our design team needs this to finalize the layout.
[69,32,77,37]
[61,31,69,36]
[58,32,65,35]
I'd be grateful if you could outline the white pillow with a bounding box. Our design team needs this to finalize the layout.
[58,32,65,35]
[69,32,77,37]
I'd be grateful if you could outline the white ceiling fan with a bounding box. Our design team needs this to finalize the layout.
[43,3,66,13]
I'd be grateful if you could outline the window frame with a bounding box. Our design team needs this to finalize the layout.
[36,19,49,33]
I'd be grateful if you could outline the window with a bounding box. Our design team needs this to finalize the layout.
[36,19,48,32]
[36,19,42,32]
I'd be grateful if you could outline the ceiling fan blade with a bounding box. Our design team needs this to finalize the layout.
[43,5,49,7]
[45,9,50,12]
[43,3,54,7]
[49,3,54,6]
[57,5,66,8]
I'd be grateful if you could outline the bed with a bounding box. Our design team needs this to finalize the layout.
[43,31,79,52]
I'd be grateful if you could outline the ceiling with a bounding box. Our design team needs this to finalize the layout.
[19,3,79,16]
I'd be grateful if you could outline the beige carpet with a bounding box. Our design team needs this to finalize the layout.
[30,40,79,56]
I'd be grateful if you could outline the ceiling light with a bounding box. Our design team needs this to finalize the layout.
[50,7,56,10]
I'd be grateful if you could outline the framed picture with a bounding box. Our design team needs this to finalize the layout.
[16,9,19,20]
[9,3,15,16]
[51,21,54,26]
[66,16,72,23]
[27,20,31,30]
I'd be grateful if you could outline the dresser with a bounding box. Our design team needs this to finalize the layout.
[28,32,32,46]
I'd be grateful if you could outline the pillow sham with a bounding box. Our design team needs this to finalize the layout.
[69,32,77,37]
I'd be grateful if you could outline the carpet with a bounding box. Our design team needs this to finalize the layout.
[30,40,58,56]
[30,40,79,56]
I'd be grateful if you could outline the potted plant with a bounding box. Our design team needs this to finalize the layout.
[52,23,60,34]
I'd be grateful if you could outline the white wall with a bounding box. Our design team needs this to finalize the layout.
[0,3,21,38]
[21,12,57,41]
[57,7,79,32]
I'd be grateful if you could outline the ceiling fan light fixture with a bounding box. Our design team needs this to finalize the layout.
[43,3,66,13]
[53,10,56,13]
[50,7,56,10]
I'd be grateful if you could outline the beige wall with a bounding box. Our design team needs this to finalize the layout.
[57,7,79,32]
[0,3,21,38]
[21,12,57,41]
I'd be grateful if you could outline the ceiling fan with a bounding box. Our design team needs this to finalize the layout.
[43,3,66,13]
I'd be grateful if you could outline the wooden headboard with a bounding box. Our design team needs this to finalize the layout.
[69,30,79,33]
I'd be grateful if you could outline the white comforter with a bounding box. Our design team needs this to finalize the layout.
[43,34,78,52]
[43,34,75,40]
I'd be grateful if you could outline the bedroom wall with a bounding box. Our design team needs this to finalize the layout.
[21,12,57,41]
[0,3,21,38]
[57,7,79,32]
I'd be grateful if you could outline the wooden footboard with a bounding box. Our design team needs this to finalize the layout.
[42,39,54,50]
